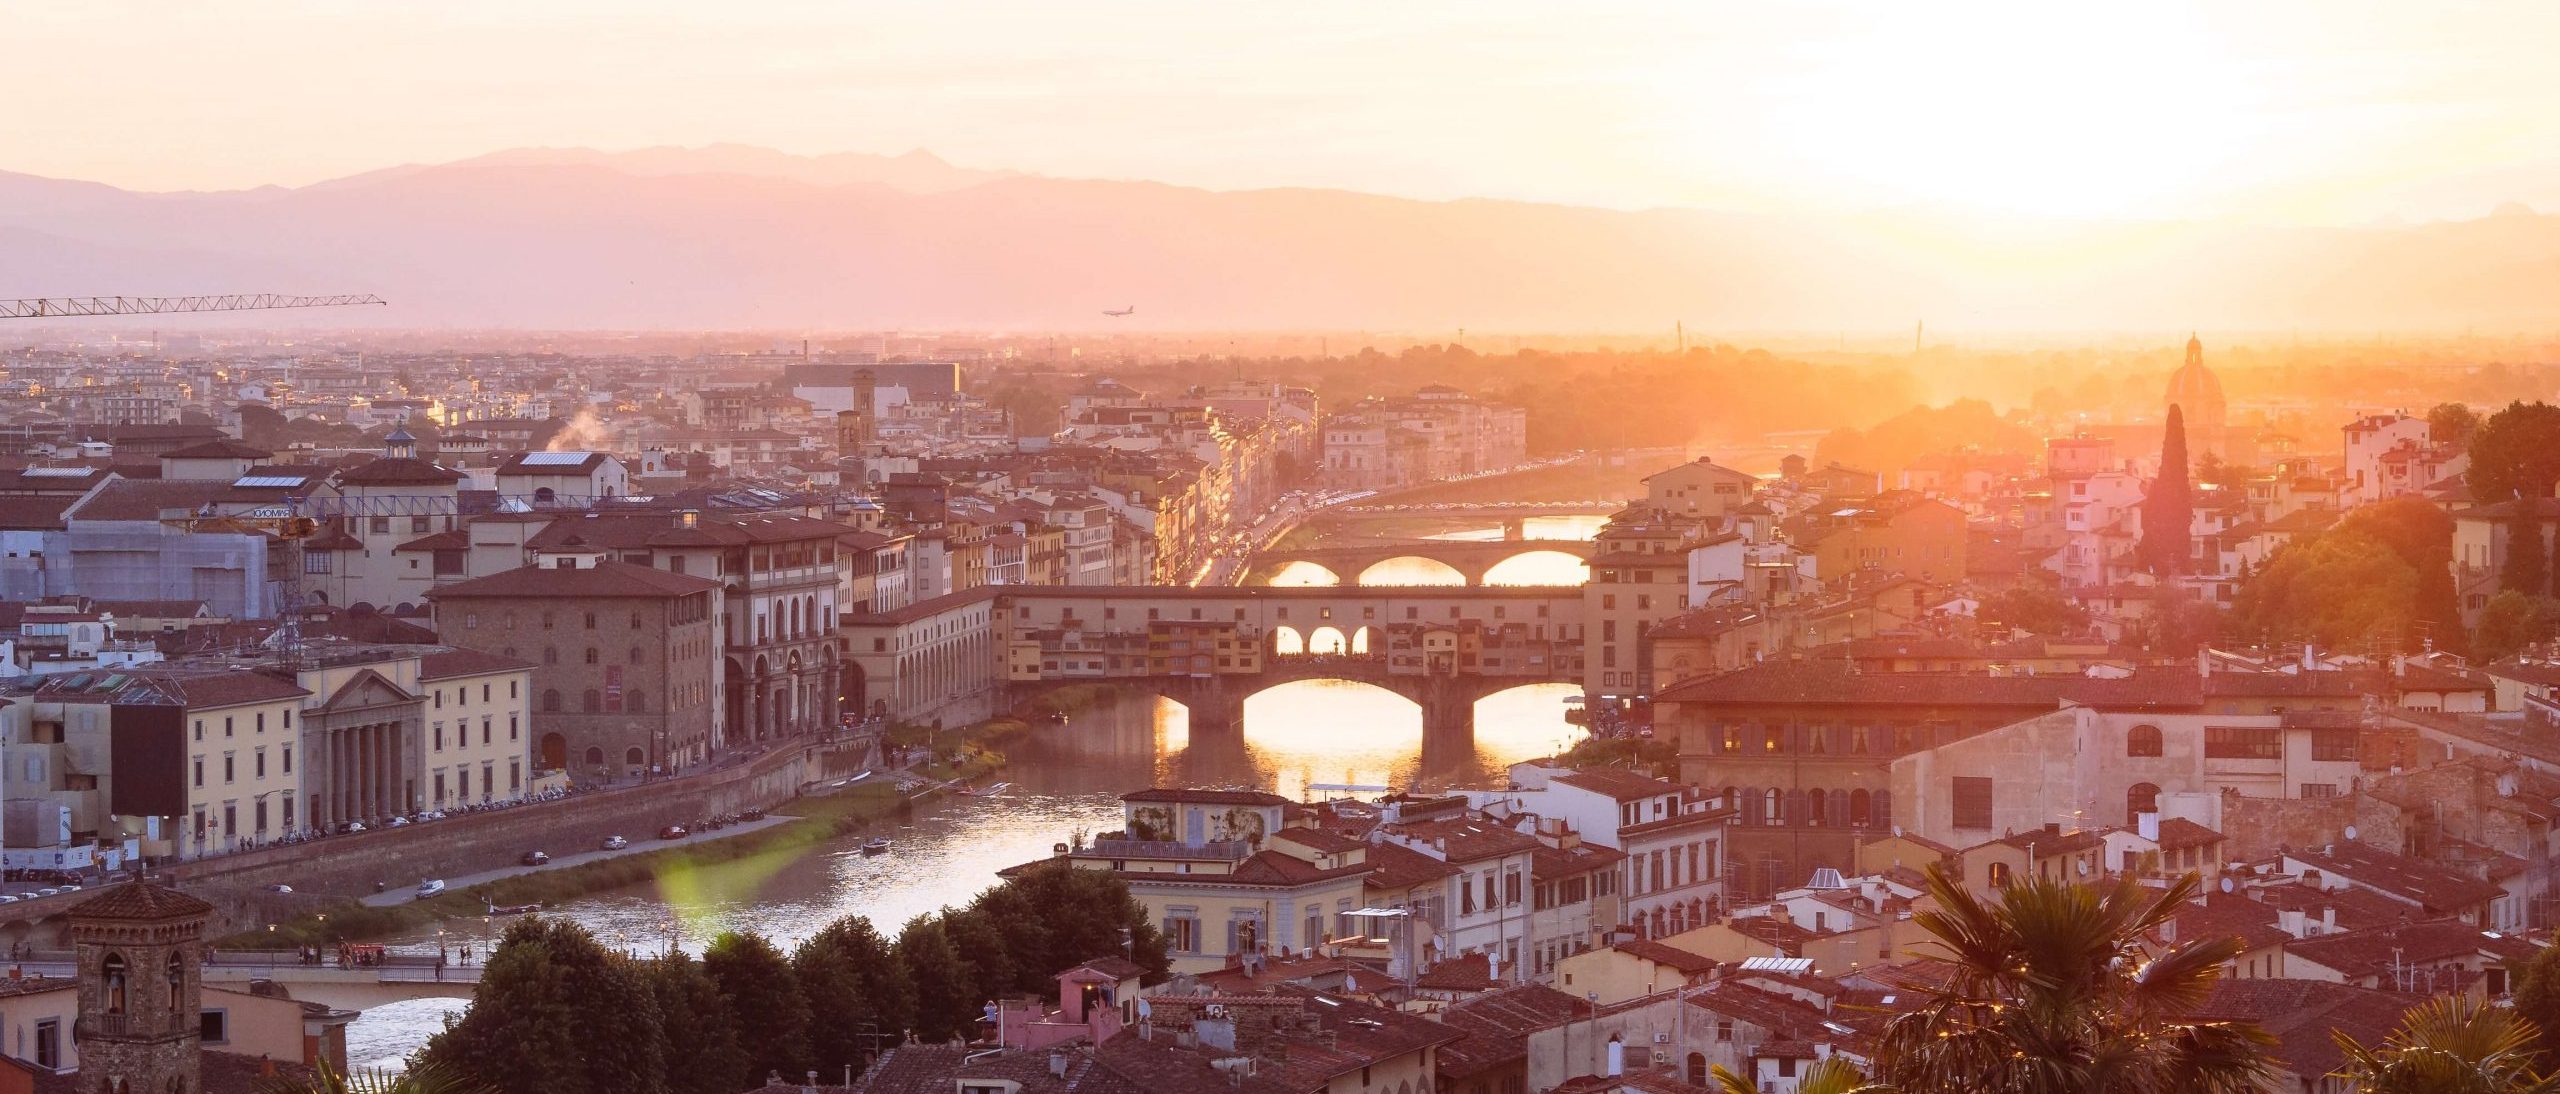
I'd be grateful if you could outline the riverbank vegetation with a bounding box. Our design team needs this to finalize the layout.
[415,863,1166,1094]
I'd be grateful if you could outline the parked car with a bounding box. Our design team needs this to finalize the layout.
[415,879,446,898]
[600,835,629,851]
[657,825,689,840]
[519,851,550,867]
[261,883,294,894]
[0,895,20,905]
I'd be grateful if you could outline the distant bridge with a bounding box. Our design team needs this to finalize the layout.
[1248,538,1596,587]
[1008,651,1577,742]
[1332,500,1624,518]
[9,952,480,1010]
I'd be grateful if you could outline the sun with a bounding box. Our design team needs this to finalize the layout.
[1716,5,2270,219]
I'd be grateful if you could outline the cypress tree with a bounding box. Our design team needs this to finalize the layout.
[2140,404,2194,577]
[2509,507,2551,597]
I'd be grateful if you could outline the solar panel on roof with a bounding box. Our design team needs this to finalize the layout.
[233,475,309,488]
[22,467,95,478]
[517,451,593,466]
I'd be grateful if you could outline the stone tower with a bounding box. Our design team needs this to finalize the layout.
[68,883,215,1094]
[835,368,879,457]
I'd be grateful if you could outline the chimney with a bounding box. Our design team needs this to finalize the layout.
[1049,1052,1068,1079]
[2278,908,2305,938]
[2322,905,2336,932]
[2137,812,2160,842]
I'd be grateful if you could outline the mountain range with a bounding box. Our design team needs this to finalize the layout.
[4,146,2558,332]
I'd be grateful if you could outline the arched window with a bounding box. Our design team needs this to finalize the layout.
[2128,782,2161,825]
[1688,1053,1709,1087]
[584,746,604,766]
[1762,788,1781,826]
[1849,788,1872,827]
[626,747,645,767]
[1806,788,1827,827]
[542,689,561,712]
[582,689,601,713]
[102,952,129,1014]
[628,692,646,714]
[584,647,599,665]
[542,647,558,666]
[166,952,184,1007]
[2127,724,2163,757]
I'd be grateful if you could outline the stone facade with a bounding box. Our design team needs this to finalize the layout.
[68,885,214,1094]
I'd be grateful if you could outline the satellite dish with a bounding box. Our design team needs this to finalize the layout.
[2344,825,2359,841]
[2219,876,2235,893]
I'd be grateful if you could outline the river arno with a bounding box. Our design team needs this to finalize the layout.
[346,680,1587,1068]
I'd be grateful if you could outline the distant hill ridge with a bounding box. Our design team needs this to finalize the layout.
[3,145,2558,330]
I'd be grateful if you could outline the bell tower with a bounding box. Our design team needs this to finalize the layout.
[68,883,215,1094]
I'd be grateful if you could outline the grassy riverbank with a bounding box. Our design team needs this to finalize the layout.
[227,731,1025,948]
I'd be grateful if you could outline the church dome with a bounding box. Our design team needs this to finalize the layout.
[2165,334,2226,429]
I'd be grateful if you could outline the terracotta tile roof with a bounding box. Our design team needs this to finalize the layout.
[1270,826,1366,854]
[2193,979,2423,1081]
[2283,919,2535,980]
[1385,817,1543,864]
[1552,768,1683,802]
[418,647,535,681]
[427,560,721,600]
[333,455,466,486]
[2153,817,2224,852]
[2284,842,2507,913]
[1433,984,1590,1079]
[1415,953,1496,992]
[161,439,273,460]
[1613,939,1720,976]
[1362,840,1462,892]
[70,882,214,921]
[1530,841,1627,881]
[1655,659,2202,711]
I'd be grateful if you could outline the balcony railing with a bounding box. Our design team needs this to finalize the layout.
[1086,837,1252,862]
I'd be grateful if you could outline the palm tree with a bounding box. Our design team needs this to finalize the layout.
[1868,862,2273,1094]
[252,1060,498,1094]
[1710,1057,1890,1094]
[2334,995,2560,1093]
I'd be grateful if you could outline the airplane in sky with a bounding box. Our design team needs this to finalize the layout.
[1102,305,1135,317]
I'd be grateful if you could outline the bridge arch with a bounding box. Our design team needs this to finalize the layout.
[1355,556,1467,586]
[1306,626,1352,655]
[1272,626,1306,656]
[1481,549,1593,586]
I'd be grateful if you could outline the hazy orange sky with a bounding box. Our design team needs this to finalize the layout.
[12,1,2560,223]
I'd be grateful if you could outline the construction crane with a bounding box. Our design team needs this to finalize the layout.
[0,294,386,320]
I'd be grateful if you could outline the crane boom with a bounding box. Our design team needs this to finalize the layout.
[0,294,386,319]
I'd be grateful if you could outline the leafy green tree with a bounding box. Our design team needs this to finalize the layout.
[2508,944,2560,1069]
[2336,498,2468,654]
[2431,402,2482,450]
[702,931,811,1083]
[976,863,1168,988]
[2474,592,2559,665]
[2233,530,2420,650]
[795,916,915,1078]
[939,907,1021,1009]
[2140,404,2194,576]
[418,918,667,1094]
[645,951,750,1094]
[897,914,983,1042]
[2333,994,2560,1093]
[256,1061,496,1094]
[1870,864,2273,1094]
[1982,581,2091,637]
[2470,402,2560,507]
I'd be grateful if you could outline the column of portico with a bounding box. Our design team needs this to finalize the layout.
[359,724,377,822]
